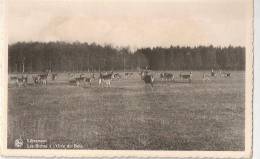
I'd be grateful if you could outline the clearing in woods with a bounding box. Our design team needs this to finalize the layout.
[8,71,245,150]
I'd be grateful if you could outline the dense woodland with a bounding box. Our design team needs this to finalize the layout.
[8,42,245,73]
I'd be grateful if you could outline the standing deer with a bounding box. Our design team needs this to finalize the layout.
[99,71,113,87]
[140,70,154,87]
[179,72,192,83]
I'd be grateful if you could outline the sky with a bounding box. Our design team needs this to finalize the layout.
[7,0,250,48]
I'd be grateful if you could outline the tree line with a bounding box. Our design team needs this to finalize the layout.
[8,41,245,73]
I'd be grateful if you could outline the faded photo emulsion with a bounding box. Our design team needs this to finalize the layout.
[0,0,253,158]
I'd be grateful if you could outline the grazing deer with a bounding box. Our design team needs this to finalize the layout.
[16,75,28,87]
[179,72,192,83]
[40,77,47,85]
[75,77,86,87]
[68,73,76,81]
[160,73,165,81]
[38,73,48,85]
[16,78,24,87]
[113,73,121,80]
[51,73,58,81]
[211,69,216,77]
[222,72,231,78]
[160,73,174,81]
[99,71,113,87]
[125,72,133,79]
[84,77,92,86]
[73,73,92,87]
[91,73,96,80]
[203,73,211,81]
[32,75,40,85]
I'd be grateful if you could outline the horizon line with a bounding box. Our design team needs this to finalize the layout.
[8,40,246,49]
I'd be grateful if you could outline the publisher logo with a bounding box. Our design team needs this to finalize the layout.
[14,138,23,148]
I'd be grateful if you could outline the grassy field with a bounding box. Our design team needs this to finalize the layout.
[8,71,245,150]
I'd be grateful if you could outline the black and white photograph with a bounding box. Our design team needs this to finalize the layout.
[0,0,253,158]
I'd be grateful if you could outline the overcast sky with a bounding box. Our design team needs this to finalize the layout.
[7,0,250,48]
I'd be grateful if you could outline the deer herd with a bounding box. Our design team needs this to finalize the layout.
[10,69,231,88]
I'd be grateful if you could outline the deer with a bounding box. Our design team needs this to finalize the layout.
[99,71,113,87]
[179,72,192,83]
[140,70,154,87]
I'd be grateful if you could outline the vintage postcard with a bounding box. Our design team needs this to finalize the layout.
[0,0,253,158]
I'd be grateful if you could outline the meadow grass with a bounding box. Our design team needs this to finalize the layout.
[8,71,244,150]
